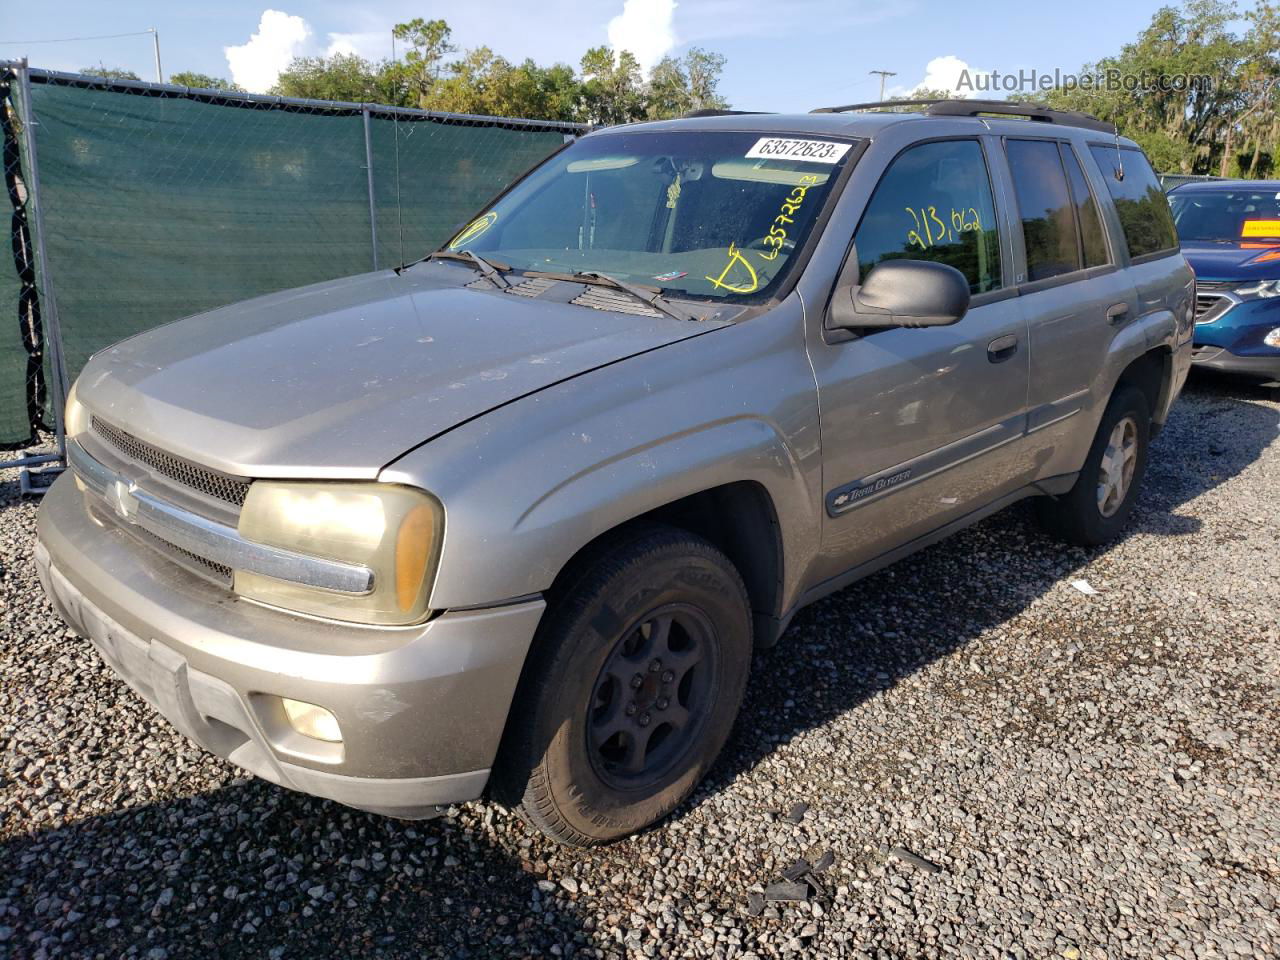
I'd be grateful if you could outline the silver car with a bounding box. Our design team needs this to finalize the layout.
[37,101,1194,845]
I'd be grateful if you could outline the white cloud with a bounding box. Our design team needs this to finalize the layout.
[607,0,678,70]
[225,10,311,93]
[896,55,984,99]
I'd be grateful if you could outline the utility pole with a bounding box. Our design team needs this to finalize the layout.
[869,69,896,101]
[149,27,163,83]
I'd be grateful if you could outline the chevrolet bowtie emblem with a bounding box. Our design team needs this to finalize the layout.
[109,478,139,522]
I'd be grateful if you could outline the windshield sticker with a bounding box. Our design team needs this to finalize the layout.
[653,270,687,282]
[745,137,851,164]
[759,174,821,261]
[905,205,983,251]
[448,211,497,249]
[705,242,760,294]
[1241,219,1280,238]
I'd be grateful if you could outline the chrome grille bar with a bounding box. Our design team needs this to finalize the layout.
[68,439,374,595]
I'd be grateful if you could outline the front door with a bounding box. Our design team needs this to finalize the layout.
[807,137,1031,582]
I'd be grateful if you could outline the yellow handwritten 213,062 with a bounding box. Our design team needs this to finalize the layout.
[905,205,982,251]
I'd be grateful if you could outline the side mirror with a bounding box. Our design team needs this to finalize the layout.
[827,259,971,330]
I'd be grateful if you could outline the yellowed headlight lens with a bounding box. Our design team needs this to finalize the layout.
[64,380,89,437]
[235,482,442,625]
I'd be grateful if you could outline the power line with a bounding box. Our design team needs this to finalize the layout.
[865,69,896,101]
[0,30,156,44]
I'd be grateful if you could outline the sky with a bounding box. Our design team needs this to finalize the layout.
[0,0,1173,113]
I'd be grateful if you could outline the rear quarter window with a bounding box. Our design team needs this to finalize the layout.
[1088,145,1178,259]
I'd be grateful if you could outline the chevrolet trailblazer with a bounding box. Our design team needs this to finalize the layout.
[37,100,1193,845]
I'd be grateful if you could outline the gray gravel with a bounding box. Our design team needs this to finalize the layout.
[2,375,1278,959]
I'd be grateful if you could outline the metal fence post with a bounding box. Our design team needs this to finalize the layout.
[362,105,379,271]
[15,59,69,464]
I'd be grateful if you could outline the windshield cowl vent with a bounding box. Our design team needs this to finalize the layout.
[571,287,663,318]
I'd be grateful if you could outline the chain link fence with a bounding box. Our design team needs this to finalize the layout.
[0,61,585,468]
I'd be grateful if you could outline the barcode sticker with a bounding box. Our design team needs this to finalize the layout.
[745,137,851,164]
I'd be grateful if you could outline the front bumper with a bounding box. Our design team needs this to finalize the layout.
[1190,344,1280,382]
[36,473,545,818]
[1192,295,1280,382]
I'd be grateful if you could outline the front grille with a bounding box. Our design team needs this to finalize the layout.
[1194,293,1231,324]
[134,526,234,586]
[91,417,251,506]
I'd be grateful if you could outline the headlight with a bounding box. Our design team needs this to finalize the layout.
[1234,279,1280,299]
[64,379,89,437]
[1264,327,1280,348]
[235,482,442,625]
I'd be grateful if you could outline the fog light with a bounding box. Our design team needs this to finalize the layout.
[1264,327,1280,348]
[281,698,342,742]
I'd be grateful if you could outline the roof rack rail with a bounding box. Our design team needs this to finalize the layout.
[680,108,770,119]
[810,98,1115,134]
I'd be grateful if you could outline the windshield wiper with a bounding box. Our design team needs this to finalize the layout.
[527,270,694,322]
[425,250,512,289]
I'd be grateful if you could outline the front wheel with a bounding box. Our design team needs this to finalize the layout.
[494,527,752,845]
[1035,384,1151,546]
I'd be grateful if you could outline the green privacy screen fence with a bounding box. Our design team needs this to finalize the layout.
[0,64,583,450]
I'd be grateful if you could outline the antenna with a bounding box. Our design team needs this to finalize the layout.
[392,28,405,268]
[869,69,897,102]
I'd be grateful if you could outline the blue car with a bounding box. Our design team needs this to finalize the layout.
[1168,180,1280,383]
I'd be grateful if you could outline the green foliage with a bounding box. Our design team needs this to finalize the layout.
[1032,0,1279,177]
[270,54,385,102]
[79,65,141,81]
[169,72,243,92]
[263,19,729,125]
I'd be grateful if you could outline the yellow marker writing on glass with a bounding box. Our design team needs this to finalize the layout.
[449,211,498,249]
[706,242,759,294]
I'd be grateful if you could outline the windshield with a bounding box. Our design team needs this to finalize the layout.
[442,130,859,302]
[1170,188,1280,243]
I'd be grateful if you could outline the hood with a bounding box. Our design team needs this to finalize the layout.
[1181,240,1280,283]
[76,262,729,478]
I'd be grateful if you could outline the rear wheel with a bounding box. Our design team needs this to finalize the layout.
[1035,384,1151,546]
[494,527,752,845]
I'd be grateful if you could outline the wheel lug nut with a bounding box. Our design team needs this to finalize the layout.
[649,659,662,673]
[631,674,643,689]
[638,713,651,727]
[656,697,669,710]
[661,670,674,683]
[625,703,637,716]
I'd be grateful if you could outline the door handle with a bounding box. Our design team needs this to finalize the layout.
[987,334,1018,363]
[1106,302,1130,324]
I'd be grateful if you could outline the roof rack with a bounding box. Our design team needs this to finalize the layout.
[810,98,1115,134]
[679,108,770,119]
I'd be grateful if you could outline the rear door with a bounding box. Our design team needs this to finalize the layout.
[1003,137,1137,474]
[807,136,1031,579]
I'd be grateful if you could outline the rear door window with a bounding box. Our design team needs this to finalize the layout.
[1006,139,1082,282]
[1062,146,1110,267]
[1088,145,1178,259]
[853,139,1002,294]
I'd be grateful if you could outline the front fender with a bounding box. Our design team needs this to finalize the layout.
[381,300,824,612]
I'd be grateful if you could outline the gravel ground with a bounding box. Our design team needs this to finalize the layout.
[2,374,1278,960]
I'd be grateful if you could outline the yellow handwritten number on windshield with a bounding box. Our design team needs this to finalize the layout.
[449,211,498,250]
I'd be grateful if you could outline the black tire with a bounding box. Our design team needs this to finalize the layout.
[493,527,752,846]
[1035,384,1151,546]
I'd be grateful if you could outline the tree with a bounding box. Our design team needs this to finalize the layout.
[579,47,646,125]
[1032,0,1279,177]
[80,65,141,81]
[647,48,729,119]
[169,71,242,92]
[389,18,455,107]
[270,54,382,102]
